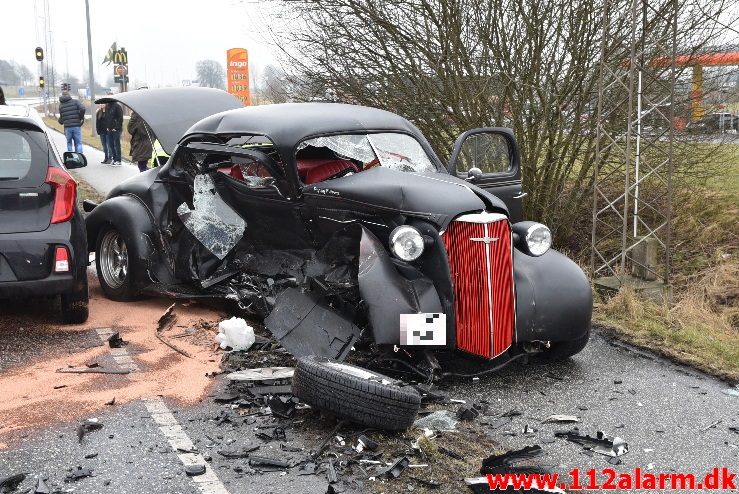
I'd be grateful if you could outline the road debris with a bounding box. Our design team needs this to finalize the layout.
[0,474,26,493]
[215,317,255,351]
[721,385,739,397]
[184,465,206,476]
[249,456,290,469]
[381,457,410,479]
[65,466,92,482]
[157,303,177,331]
[57,366,130,375]
[542,414,580,424]
[268,395,298,419]
[105,397,116,406]
[413,410,458,431]
[107,332,127,348]
[32,477,50,494]
[700,419,722,432]
[76,418,103,442]
[480,445,544,474]
[356,434,378,452]
[555,428,629,457]
[226,366,294,394]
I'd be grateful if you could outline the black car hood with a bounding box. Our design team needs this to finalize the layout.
[302,167,508,227]
[95,88,243,155]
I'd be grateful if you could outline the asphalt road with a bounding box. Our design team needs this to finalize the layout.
[0,107,736,493]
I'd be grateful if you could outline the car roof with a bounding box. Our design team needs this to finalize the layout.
[185,103,423,149]
[0,105,46,129]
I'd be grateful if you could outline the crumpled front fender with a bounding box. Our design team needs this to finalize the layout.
[513,248,592,343]
[358,226,443,346]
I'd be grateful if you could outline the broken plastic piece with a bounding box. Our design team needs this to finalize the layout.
[542,414,580,424]
[215,317,255,351]
[177,174,246,260]
[481,445,544,474]
[0,474,26,493]
[107,332,127,348]
[185,465,206,476]
[157,303,176,331]
[327,457,338,483]
[457,404,480,421]
[381,457,410,479]
[265,288,360,360]
[413,410,458,431]
[555,429,628,457]
[268,395,297,419]
[65,467,92,482]
[722,386,739,397]
[357,435,378,452]
[77,418,103,443]
[249,456,290,469]
[32,477,50,494]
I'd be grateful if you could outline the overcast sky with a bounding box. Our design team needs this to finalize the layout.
[0,0,279,88]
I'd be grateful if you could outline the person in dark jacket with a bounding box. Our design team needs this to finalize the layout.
[128,112,153,173]
[0,86,6,105]
[95,104,112,163]
[106,101,124,166]
[58,88,86,153]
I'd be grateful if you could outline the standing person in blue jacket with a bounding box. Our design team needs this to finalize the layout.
[57,84,86,153]
[106,100,124,166]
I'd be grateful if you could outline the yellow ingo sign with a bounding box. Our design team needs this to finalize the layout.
[227,48,250,106]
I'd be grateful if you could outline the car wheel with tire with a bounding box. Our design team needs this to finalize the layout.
[292,356,421,431]
[61,277,89,324]
[96,226,138,301]
[537,329,590,362]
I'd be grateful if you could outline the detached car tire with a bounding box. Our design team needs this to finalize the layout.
[61,277,89,324]
[293,356,421,431]
[96,226,138,301]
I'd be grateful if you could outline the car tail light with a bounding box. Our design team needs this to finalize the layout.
[46,167,77,224]
[54,246,70,273]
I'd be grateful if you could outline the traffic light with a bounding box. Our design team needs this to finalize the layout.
[39,77,45,88]
[35,47,44,62]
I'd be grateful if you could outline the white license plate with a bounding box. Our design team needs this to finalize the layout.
[400,313,446,345]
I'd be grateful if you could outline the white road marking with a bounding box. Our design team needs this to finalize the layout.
[145,398,231,494]
[91,327,231,494]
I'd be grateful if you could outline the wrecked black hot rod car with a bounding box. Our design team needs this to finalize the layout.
[87,88,591,375]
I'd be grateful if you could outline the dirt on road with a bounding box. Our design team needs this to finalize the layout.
[0,270,225,448]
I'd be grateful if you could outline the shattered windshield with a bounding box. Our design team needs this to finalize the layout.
[295,133,436,184]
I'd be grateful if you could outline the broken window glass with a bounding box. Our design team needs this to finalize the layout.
[177,174,246,259]
[296,133,436,178]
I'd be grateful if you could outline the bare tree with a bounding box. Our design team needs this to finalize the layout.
[260,64,291,103]
[196,59,226,89]
[266,0,734,244]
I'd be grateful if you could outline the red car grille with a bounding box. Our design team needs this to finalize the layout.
[442,213,515,359]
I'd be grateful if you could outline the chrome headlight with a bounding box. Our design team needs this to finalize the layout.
[525,223,552,256]
[389,225,424,261]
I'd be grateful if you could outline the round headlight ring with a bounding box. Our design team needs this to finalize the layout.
[389,225,425,261]
[525,223,552,256]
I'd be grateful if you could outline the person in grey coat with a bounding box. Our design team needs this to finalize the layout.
[58,88,86,153]
[128,112,153,173]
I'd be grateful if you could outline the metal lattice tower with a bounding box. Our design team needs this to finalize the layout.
[591,0,678,289]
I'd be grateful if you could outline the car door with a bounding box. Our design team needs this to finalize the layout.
[169,141,311,281]
[447,128,525,223]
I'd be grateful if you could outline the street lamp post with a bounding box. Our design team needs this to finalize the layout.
[85,0,97,137]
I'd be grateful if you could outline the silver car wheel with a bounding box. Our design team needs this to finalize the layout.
[99,229,128,290]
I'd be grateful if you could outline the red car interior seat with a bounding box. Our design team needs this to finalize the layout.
[296,158,358,184]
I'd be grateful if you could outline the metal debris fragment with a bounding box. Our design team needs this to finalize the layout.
[107,332,127,348]
[542,414,580,424]
[480,445,544,474]
[381,457,410,479]
[555,428,628,457]
[77,418,103,443]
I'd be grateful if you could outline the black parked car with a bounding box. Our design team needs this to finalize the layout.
[0,105,89,323]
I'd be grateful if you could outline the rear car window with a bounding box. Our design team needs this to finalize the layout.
[0,128,49,188]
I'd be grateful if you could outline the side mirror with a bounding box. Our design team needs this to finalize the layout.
[63,152,87,169]
[466,167,483,182]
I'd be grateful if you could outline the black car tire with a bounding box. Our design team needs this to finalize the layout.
[537,329,590,361]
[61,278,89,324]
[96,226,138,301]
[292,356,421,431]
